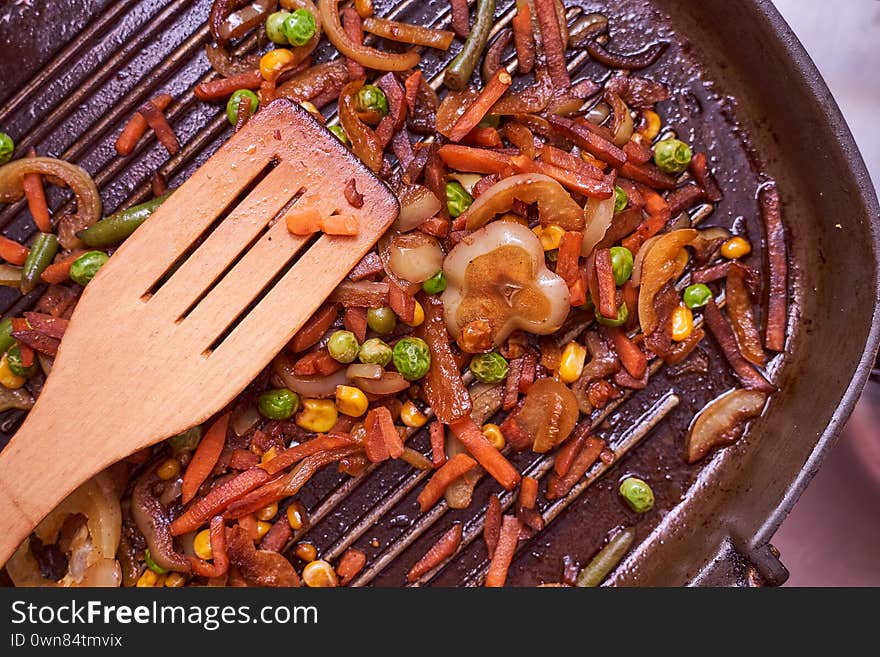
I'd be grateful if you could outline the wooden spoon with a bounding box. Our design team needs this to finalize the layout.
[0,100,398,566]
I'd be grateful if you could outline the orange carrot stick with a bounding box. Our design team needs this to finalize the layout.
[437,144,512,174]
[237,513,260,541]
[40,250,86,285]
[603,326,647,379]
[262,434,354,475]
[138,98,179,156]
[188,516,229,578]
[0,236,29,266]
[337,548,367,585]
[23,149,51,232]
[519,476,539,510]
[181,413,230,504]
[429,421,446,467]
[484,494,502,559]
[460,126,503,148]
[170,465,271,534]
[406,523,462,582]
[115,94,173,156]
[485,515,520,587]
[446,69,512,142]
[417,453,477,512]
[449,416,521,491]
[286,208,322,235]
[594,248,618,320]
[511,2,534,74]
[555,231,582,287]
[510,155,614,199]
[17,343,34,369]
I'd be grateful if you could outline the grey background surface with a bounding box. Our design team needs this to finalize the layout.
[771,0,880,586]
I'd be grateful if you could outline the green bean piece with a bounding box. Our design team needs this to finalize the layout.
[78,193,170,248]
[576,527,637,587]
[7,343,37,378]
[21,233,58,294]
[443,0,496,90]
[0,318,15,355]
[0,132,14,165]
[69,251,109,286]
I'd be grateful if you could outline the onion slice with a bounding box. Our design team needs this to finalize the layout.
[686,388,768,463]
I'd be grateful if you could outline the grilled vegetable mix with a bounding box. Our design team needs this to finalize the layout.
[0,0,787,589]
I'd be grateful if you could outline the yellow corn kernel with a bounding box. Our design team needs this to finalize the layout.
[287,503,305,530]
[400,400,428,428]
[302,559,339,587]
[156,458,180,481]
[335,385,368,417]
[403,300,425,327]
[0,353,25,390]
[193,529,213,561]
[295,542,318,562]
[721,236,752,259]
[482,423,505,450]
[558,341,587,384]
[259,48,295,80]
[533,224,566,251]
[499,212,528,226]
[256,521,272,540]
[164,572,187,588]
[256,502,279,521]
[260,446,277,464]
[640,110,662,141]
[136,569,159,587]
[671,304,694,342]
[296,399,339,433]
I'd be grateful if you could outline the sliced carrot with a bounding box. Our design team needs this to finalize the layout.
[553,430,588,478]
[568,269,588,307]
[260,516,293,552]
[407,523,462,582]
[546,437,606,500]
[437,144,511,174]
[0,236,29,266]
[460,126,503,148]
[286,208,323,235]
[138,99,179,156]
[594,248,618,319]
[40,250,86,285]
[449,416,521,491]
[485,515,521,587]
[343,306,368,342]
[510,155,614,199]
[237,513,260,541]
[194,70,263,102]
[17,343,34,369]
[603,326,647,379]
[363,406,404,463]
[23,149,51,232]
[181,412,231,504]
[188,516,229,578]
[322,213,359,236]
[418,214,450,238]
[337,548,367,585]
[417,453,477,512]
[387,279,416,324]
[519,476,539,510]
[262,434,354,475]
[446,69,512,142]
[115,94,173,156]
[293,349,343,376]
[620,211,668,254]
[539,144,604,180]
[511,2,535,74]
[484,494,502,559]
[555,231,582,287]
[289,304,338,352]
[429,421,447,467]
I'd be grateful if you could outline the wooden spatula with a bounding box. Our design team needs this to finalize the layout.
[0,100,399,566]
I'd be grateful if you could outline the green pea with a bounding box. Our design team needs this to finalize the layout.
[226,89,260,126]
[168,425,202,452]
[422,271,447,295]
[69,250,109,286]
[609,246,634,286]
[328,124,349,146]
[21,232,58,294]
[595,302,628,327]
[328,330,359,363]
[469,352,509,384]
[0,132,14,165]
[477,114,500,128]
[6,343,37,378]
[653,138,692,175]
[356,84,389,118]
[446,181,473,218]
[366,306,397,335]
[0,318,16,356]
[265,11,291,44]
[144,549,168,575]
[619,476,654,513]
[283,9,317,47]
[259,388,299,420]
[683,283,713,309]
[392,337,431,381]
[358,338,392,366]
[614,185,628,213]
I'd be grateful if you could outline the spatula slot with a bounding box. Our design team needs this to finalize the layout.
[140,159,278,302]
